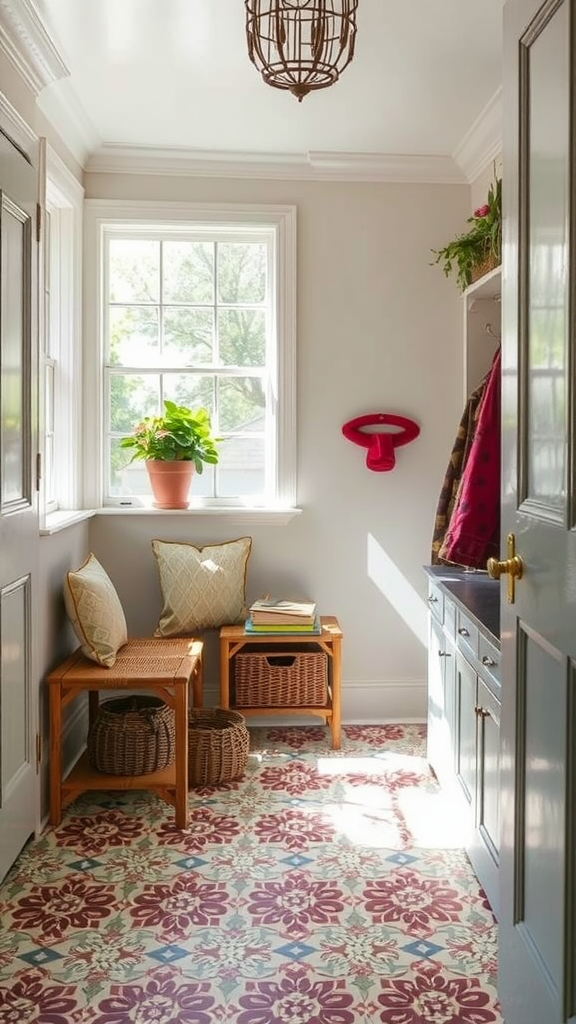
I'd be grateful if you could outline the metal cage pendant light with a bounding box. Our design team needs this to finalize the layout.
[245,0,358,102]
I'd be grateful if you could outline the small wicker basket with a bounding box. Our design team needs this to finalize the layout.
[234,651,328,707]
[188,708,249,786]
[88,695,176,775]
[470,252,500,284]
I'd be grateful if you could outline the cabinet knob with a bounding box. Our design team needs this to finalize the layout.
[428,595,439,603]
[475,704,490,718]
[438,650,452,658]
[481,655,496,668]
[458,627,470,637]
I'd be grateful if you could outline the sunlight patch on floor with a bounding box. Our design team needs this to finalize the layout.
[315,751,429,776]
[397,786,470,850]
[321,801,403,849]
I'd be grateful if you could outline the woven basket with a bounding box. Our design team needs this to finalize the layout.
[188,708,249,786]
[88,695,175,775]
[234,651,328,707]
[470,252,500,284]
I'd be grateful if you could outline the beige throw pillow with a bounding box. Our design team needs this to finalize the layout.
[152,537,252,636]
[63,553,128,668]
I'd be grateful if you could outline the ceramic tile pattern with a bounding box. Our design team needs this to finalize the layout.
[0,725,504,1023]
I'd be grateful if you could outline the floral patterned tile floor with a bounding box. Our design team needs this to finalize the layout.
[0,724,503,1023]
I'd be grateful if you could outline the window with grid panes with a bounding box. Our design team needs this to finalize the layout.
[99,209,296,509]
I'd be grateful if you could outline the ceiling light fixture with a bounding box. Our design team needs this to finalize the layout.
[245,0,358,103]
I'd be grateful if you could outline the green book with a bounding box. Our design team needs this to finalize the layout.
[245,617,321,635]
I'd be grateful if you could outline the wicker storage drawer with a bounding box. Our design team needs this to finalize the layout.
[234,650,328,707]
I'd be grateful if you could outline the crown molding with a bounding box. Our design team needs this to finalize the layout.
[453,87,503,184]
[85,145,467,184]
[0,0,68,95]
[0,88,37,153]
[36,77,100,168]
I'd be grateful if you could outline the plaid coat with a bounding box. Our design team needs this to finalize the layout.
[431,348,500,568]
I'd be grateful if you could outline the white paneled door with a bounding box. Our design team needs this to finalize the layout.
[0,126,39,881]
[499,1,576,1022]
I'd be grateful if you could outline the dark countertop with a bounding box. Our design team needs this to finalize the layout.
[424,565,500,647]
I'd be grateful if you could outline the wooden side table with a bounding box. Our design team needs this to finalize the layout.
[219,616,343,749]
[46,637,203,829]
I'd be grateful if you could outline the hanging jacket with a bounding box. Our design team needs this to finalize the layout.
[430,370,490,564]
[438,348,501,569]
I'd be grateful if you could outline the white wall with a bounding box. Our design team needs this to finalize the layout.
[471,155,502,211]
[84,171,471,719]
[38,521,91,817]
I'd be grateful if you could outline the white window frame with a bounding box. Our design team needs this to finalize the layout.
[40,144,83,528]
[83,200,297,515]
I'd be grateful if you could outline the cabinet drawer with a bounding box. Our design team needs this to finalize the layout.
[456,609,478,662]
[427,580,444,624]
[478,635,501,695]
[444,596,456,639]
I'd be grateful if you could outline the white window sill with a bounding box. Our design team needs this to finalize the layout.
[40,510,96,536]
[95,506,302,526]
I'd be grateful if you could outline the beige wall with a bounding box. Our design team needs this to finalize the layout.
[471,153,503,212]
[83,170,472,717]
[38,522,91,816]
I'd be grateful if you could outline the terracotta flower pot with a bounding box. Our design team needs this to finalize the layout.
[145,460,195,509]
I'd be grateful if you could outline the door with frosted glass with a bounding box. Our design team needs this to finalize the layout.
[499,0,576,1021]
[0,125,39,881]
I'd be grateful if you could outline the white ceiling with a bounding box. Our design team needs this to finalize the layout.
[29,0,504,178]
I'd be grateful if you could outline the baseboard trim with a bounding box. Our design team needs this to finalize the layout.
[201,679,427,725]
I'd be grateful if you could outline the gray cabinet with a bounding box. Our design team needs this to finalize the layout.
[425,570,501,917]
[455,652,477,811]
[427,615,456,792]
[470,676,500,908]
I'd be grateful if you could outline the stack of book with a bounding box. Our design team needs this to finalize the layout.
[245,598,320,634]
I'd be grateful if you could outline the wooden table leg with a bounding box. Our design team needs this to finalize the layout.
[191,653,203,709]
[219,636,231,708]
[88,690,99,728]
[48,681,63,826]
[330,637,342,750]
[173,679,189,829]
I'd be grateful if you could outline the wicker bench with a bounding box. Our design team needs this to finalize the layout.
[46,637,203,829]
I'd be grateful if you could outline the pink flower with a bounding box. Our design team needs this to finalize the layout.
[238,966,355,1024]
[11,877,114,941]
[377,963,498,1023]
[362,869,463,936]
[474,204,490,218]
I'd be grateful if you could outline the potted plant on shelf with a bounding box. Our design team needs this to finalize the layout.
[119,400,221,509]
[431,175,502,292]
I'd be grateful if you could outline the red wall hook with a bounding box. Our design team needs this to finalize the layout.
[341,413,420,471]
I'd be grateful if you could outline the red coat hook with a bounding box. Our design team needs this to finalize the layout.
[342,413,420,471]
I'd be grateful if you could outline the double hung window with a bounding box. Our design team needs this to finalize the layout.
[41,145,83,526]
[84,202,296,511]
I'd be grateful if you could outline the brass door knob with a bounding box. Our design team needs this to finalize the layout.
[486,533,524,603]
[486,555,523,580]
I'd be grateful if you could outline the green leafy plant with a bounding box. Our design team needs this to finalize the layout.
[119,400,221,473]
[432,176,502,292]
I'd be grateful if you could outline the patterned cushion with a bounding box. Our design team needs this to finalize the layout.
[63,553,128,668]
[152,537,252,636]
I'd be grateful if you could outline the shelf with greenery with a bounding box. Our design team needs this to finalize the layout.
[432,176,502,293]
